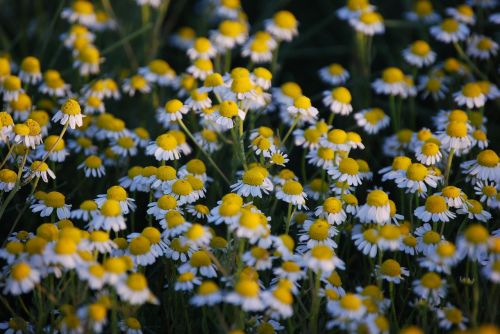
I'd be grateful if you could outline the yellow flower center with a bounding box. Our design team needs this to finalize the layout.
[446,122,467,138]
[219,20,244,38]
[445,308,463,324]
[423,231,440,245]
[359,11,383,24]
[3,75,21,91]
[477,38,493,51]
[406,163,428,181]
[198,281,219,295]
[88,264,105,278]
[11,262,31,281]
[294,95,312,109]
[311,244,333,260]
[323,197,342,213]
[231,77,253,93]
[194,37,212,52]
[142,227,161,244]
[364,108,385,124]
[186,224,205,240]
[282,180,303,195]
[235,279,260,297]
[281,82,302,98]
[411,40,431,56]
[274,10,297,29]
[219,100,239,118]
[331,87,352,104]
[441,19,459,33]
[125,317,142,330]
[421,272,441,289]
[309,219,330,241]
[340,294,363,310]
[382,67,404,84]
[464,224,489,244]
[457,5,473,17]
[338,158,359,175]
[149,59,170,74]
[194,58,213,71]
[477,149,499,167]
[391,156,412,171]
[366,190,389,207]
[328,63,345,75]
[253,67,272,80]
[103,257,126,274]
[380,225,401,240]
[100,200,121,217]
[156,133,178,150]
[129,236,151,255]
[436,241,456,257]
[172,180,193,196]
[61,99,81,116]
[397,129,413,143]
[273,287,293,305]
[157,195,177,210]
[425,195,447,213]
[242,168,265,186]
[84,155,102,169]
[239,211,261,229]
[250,39,269,52]
[55,238,77,255]
[165,99,184,114]
[127,273,148,291]
[380,259,401,277]
[79,46,100,64]
[90,231,109,242]
[462,83,482,98]
[44,191,65,208]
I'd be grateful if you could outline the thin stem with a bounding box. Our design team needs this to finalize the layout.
[453,42,487,80]
[282,115,299,146]
[444,148,455,186]
[309,270,322,334]
[177,119,230,185]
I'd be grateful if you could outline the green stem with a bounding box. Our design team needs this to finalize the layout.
[178,119,230,185]
[444,148,455,186]
[309,271,322,334]
[282,116,299,146]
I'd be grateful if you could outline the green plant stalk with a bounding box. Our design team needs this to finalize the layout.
[178,119,230,185]
[444,148,455,186]
[309,270,322,334]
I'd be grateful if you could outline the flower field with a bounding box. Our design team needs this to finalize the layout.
[0,0,499,332]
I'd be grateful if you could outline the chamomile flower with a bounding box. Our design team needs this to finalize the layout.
[354,108,390,134]
[71,200,98,222]
[8,93,31,122]
[467,35,499,59]
[187,58,213,80]
[406,0,440,23]
[187,37,217,60]
[88,200,126,232]
[276,180,307,209]
[376,259,409,283]
[74,45,102,76]
[430,18,469,43]
[460,149,500,182]
[414,195,455,223]
[329,158,362,186]
[116,273,158,305]
[122,75,151,96]
[415,224,443,255]
[438,121,472,152]
[356,190,391,224]
[252,67,273,90]
[269,150,289,166]
[210,20,247,51]
[3,262,40,295]
[327,293,367,321]
[181,224,212,249]
[53,99,85,129]
[349,11,385,36]
[146,133,181,162]
[413,275,448,308]
[185,89,212,111]
[45,237,82,269]
[265,10,298,42]
[315,197,347,225]
[419,241,460,274]
[225,278,264,311]
[78,155,105,178]
[303,244,345,275]
[457,199,492,222]
[231,167,274,198]
[437,305,468,330]
[126,236,156,266]
[403,40,436,68]
[415,142,442,166]
[446,4,475,25]
[298,218,338,252]
[83,231,117,254]
[39,70,71,97]
[242,38,273,63]
[263,286,294,319]
[418,75,448,100]
[232,210,266,240]
[119,317,143,334]
[61,0,96,26]
[453,82,486,109]
[30,191,71,219]
[474,181,498,207]
[395,163,439,195]
[19,56,42,84]
[372,67,407,97]
[1,75,24,102]
[156,99,189,128]
[323,87,353,116]
[190,280,222,306]
[319,63,350,85]
[25,160,55,183]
